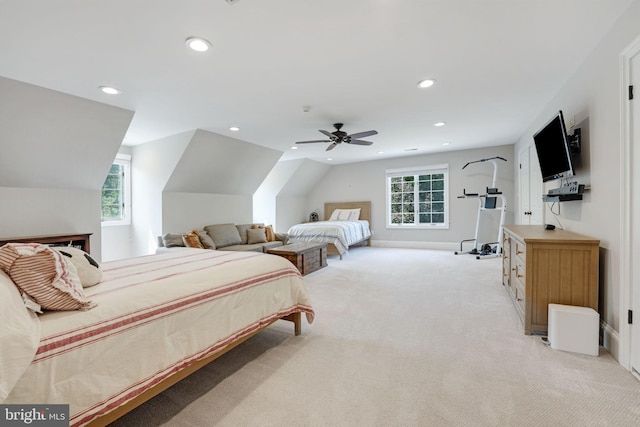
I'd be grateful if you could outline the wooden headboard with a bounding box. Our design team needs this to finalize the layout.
[324,201,371,223]
[0,233,93,254]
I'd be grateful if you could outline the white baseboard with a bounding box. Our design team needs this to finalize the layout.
[371,240,459,251]
[601,320,620,361]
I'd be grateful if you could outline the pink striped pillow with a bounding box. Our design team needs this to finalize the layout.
[0,243,95,311]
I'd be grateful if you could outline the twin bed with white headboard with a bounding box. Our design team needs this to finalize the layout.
[286,201,372,259]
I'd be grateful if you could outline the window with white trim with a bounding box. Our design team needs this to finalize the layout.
[101,154,131,226]
[386,164,449,228]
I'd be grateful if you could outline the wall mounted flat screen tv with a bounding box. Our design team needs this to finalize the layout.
[533,110,575,182]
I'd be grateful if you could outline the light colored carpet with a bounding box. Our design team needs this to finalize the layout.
[111,247,640,426]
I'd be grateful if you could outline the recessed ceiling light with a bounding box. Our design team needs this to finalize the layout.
[185,37,211,52]
[442,142,451,146]
[326,158,333,161]
[377,151,384,154]
[417,79,435,89]
[434,122,446,127]
[229,126,240,131]
[99,86,120,95]
[290,146,298,150]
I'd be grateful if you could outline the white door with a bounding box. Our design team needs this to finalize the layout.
[630,47,640,375]
[518,145,543,225]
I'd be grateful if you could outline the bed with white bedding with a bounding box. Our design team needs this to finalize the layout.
[286,201,372,258]
[0,245,313,427]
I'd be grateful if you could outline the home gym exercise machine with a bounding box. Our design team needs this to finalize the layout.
[454,156,507,259]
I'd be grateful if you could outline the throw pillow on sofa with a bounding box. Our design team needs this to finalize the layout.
[251,224,276,242]
[162,233,185,248]
[182,231,204,249]
[204,224,242,248]
[247,228,268,244]
[195,230,216,250]
[235,224,257,244]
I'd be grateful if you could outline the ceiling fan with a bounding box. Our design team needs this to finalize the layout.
[295,123,378,151]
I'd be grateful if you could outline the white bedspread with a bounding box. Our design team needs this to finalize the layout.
[3,249,314,426]
[286,220,371,255]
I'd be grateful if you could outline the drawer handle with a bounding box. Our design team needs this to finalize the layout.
[517,297,523,302]
[517,273,524,278]
[516,249,524,255]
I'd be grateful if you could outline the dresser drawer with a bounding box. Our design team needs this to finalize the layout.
[514,257,525,280]
[514,239,526,263]
[514,280,525,315]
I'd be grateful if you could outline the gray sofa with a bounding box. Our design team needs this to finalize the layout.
[157,223,286,254]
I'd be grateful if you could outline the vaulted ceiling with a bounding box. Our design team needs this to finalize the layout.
[0,0,633,165]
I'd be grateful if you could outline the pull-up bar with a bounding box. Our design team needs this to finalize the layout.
[462,156,507,189]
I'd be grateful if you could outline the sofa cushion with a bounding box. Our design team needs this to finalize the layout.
[247,228,268,244]
[260,241,284,251]
[235,224,254,244]
[204,224,242,248]
[219,244,263,253]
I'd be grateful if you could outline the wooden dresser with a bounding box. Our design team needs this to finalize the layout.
[502,225,599,335]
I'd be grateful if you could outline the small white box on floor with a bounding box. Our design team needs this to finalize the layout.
[548,304,599,356]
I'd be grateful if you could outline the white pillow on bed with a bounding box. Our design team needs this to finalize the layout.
[329,208,361,221]
[0,269,40,401]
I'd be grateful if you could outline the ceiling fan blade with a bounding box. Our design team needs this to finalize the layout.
[295,140,331,144]
[326,142,337,151]
[349,139,374,146]
[319,130,335,139]
[348,130,378,139]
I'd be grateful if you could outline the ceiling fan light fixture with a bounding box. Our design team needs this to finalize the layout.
[186,37,211,52]
[417,79,435,89]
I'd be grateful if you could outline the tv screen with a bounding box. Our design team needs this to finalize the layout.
[533,110,575,182]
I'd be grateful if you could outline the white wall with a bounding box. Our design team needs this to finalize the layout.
[276,196,309,233]
[130,129,284,255]
[101,226,134,262]
[304,145,514,249]
[162,192,253,232]
[0,187,103,260]
[259,158,331,233]
[131,131,193,256]
[0,77,134,261]
[512,0,640,360]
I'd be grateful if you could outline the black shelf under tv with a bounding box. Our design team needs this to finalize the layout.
[542,194,583,202]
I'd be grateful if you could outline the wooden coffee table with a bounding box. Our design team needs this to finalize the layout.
[267,242,327,275]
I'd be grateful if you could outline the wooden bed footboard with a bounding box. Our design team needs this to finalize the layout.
[1,233,306,427]
[323,201,372,259]
[326,238,371,258]
[86,312,303,427]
